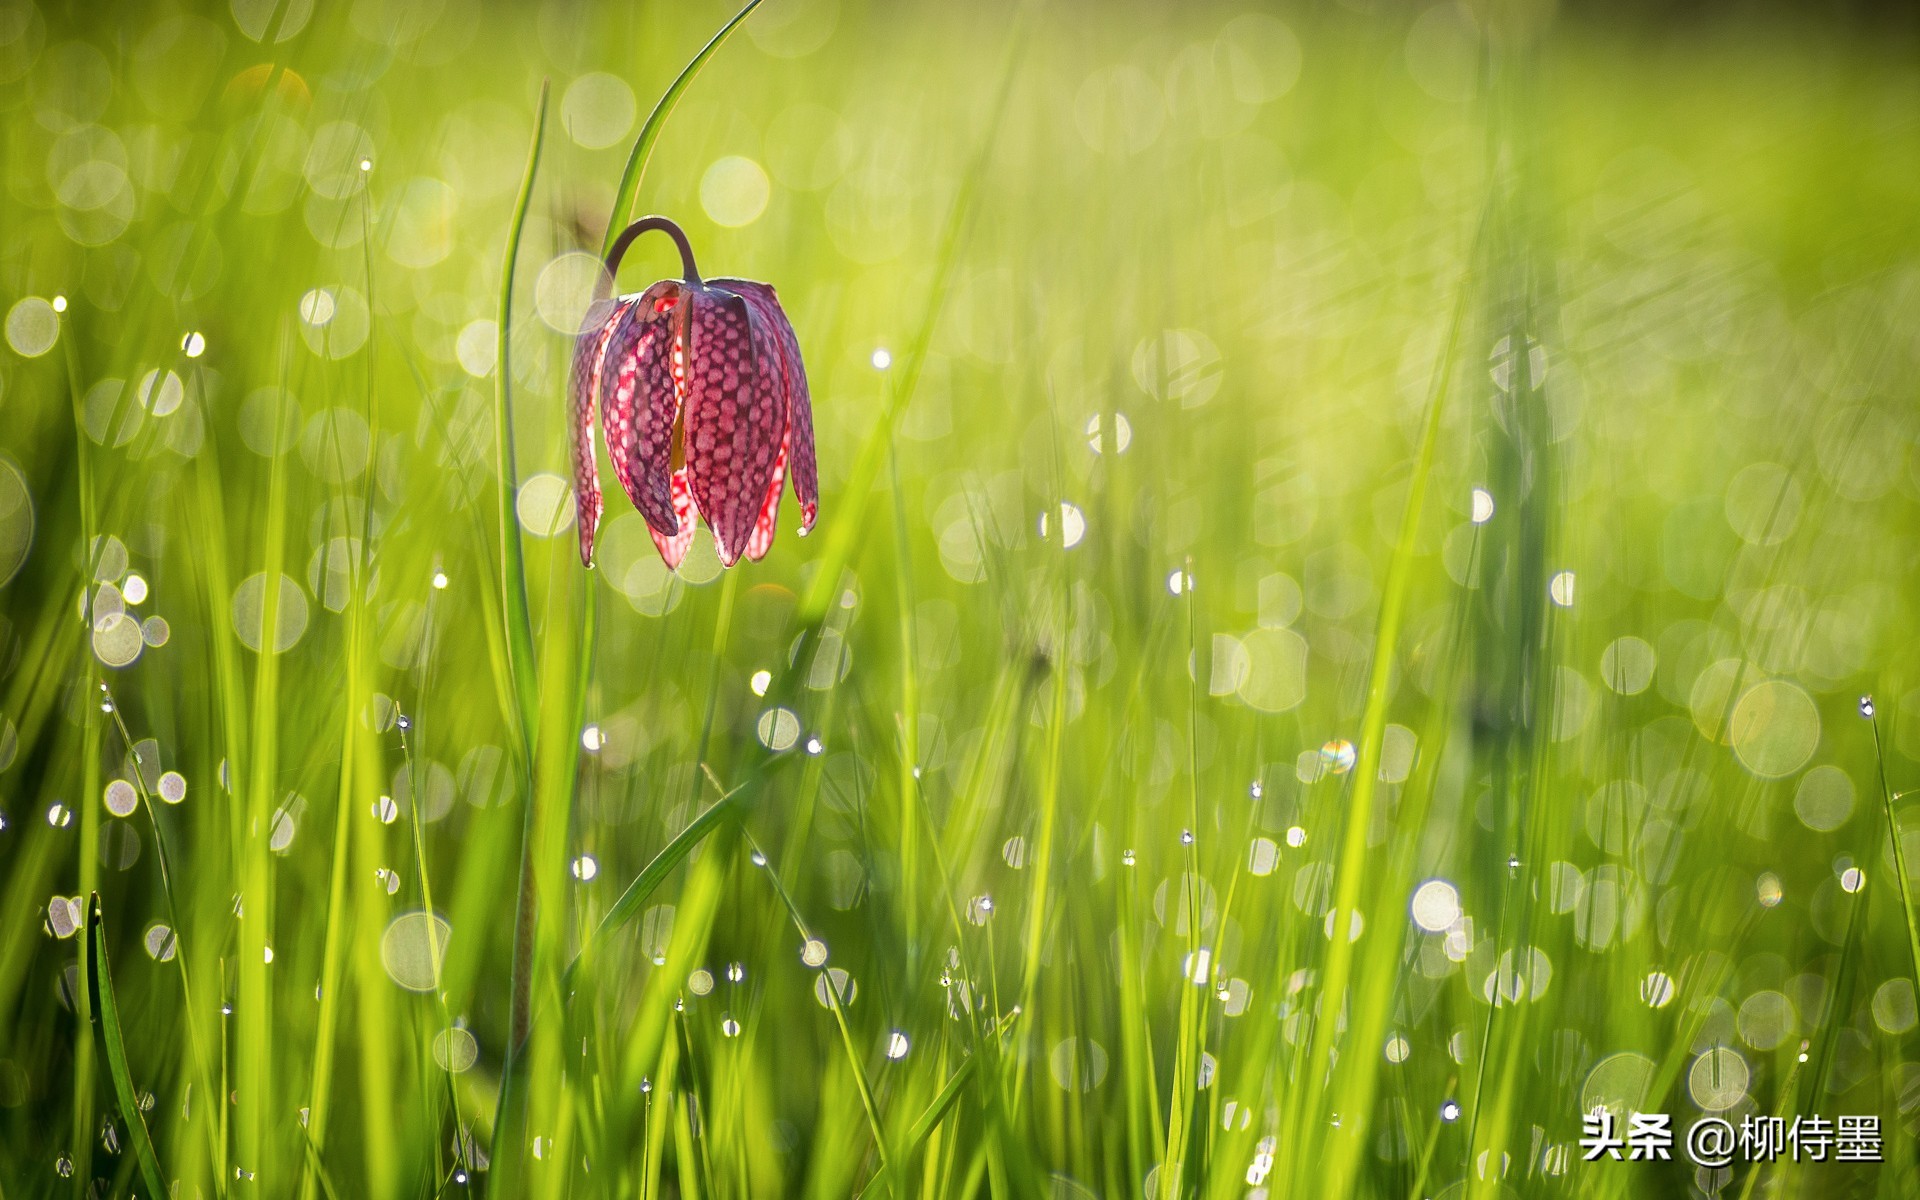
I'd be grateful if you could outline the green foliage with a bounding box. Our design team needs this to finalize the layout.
[0,2,1917,1198]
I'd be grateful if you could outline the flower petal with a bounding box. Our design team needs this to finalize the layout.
[569,296,635,566]
[716,279,816,535]
[744,442,787,562]
[649,470,697,571]
[682,285,782,567]
[601,281,685,540]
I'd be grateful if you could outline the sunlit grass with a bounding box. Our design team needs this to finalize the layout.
[2,1,1919,1197]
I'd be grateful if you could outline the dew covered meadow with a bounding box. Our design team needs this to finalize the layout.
[3,0,1920,1196]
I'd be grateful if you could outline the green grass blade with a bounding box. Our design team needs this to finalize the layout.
[566,788,745,987]
[600,0,767,260]
[493,79,548,756]
[84,895,167,1200]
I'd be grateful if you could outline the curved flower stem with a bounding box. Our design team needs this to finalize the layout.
[599,215,701,297]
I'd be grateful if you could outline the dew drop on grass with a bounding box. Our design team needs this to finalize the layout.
[1410,879,1461,932]
[812,968,858,1009]
[1441,1099,1461,1122]
[144,923,177,961]
[158,771,186,804]
[688,969,714,996]
[1248,838,1279,876]
[967,895,994,925]
[756,707,800,751]
[885,1031,910,1059]
[372,795,398,824]
[380,910,452,992]
[103,779,138,817]
[570,854,597,881]
[375,867,400,895]
[1840,866,1866,893]
[1548,571,1576,607]
[1319,739,1356,775]
[800,938,828,967]
[726,962,745,983]
[1470,487,1495,524]
[432,1027,479,1073]
[1384,1034,1410,1063]
[1285,826,1307,848]
[47,896,80,939]
[1859,695,1875,718]
[721,1016,741,1037]
[47,803,72,829]
[55,1155,72,1177]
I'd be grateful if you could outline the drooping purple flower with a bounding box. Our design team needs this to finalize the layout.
[570,216,817,570]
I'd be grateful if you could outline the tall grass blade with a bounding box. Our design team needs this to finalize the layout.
[601,1,768,259]
[84,895,167,1200]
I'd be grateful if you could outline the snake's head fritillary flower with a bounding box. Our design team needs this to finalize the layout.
[571,215,818,570]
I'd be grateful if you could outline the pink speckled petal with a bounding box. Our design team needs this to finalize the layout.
[601,281,685,540]
[569,296,635,566]
[682,285,781,568]
[649,470,697,570]
[715,279,815,534]
[744,443,787,562]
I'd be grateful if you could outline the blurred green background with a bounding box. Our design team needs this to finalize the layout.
[2,0,1919,1196]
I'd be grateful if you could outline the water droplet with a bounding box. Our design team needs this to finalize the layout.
[571,854,598,882]
[1249,780,1263,799]
[1319,739,1356,775]
[381,910,453,991]
[182,331,206,358]
[47,803,72,828]
[967,895,994,925]
[801,939,829,967]
[1121,849,1136,866]
[1507,854,1521,871]
[1166,569,1193,596]
[1470,488,1495,524]
[103,779,139,817]
[123,574,149,605]
[805,736,824,755]
[726,962,745,983]
[721,1016,741,1036]
[1840,866,1866,894]
[1180,829,1194,845]
[359,158,372,172]
[372,795,398,824]
[1548,571,1576,607]
[886,1031,910,1060]
[144,924,177,961]
[51,295,68,313]
[375,867,401,895]
[749,669,772,696]
[813,967,858,1009]
[158,771,187,804]
[1085,411,1132,455]
[756,707,800,752]
[581,724,604,751]
[431,571,449,590]
[749,849,768,867]
[1285,826,1307,848]
[1441,1099,1461,1122]
[1860,695,1875,719]
[56,1155,73,1177]
[396,714,411,731]
[871,347,891,370]
[640,1078,653,1094]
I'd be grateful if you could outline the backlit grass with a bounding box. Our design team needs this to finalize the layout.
[2,1,1919,1197]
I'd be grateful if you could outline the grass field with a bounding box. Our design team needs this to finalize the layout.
[3,0,1920,1196]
